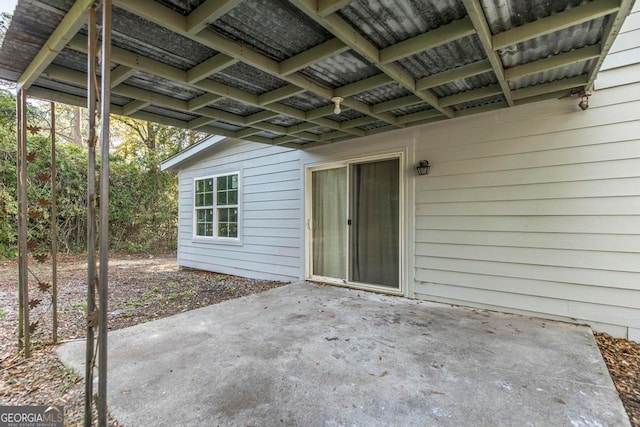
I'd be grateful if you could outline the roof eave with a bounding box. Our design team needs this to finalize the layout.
[160,134,227,171]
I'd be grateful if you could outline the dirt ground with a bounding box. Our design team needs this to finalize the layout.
[0,253,286,425]
[0,254,638,426]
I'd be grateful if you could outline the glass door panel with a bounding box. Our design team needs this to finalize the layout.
[350,159,400,288]
[311,167,347,280]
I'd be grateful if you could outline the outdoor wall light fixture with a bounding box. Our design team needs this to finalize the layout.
[415,160,430,176]
[331,96,344,115]
[577,90,591,111]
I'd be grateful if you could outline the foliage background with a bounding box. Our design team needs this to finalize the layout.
[0,88,205,258]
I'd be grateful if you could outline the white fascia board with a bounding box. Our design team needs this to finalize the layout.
[160,135,226,171]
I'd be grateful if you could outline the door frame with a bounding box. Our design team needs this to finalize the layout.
[304,152,405,295]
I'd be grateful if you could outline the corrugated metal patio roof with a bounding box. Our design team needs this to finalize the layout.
[0,0,634,149]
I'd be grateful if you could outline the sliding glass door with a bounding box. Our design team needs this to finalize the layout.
[311,167,347,280]
[309,156,400,291]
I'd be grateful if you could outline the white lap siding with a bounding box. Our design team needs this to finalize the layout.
[177,140,302,282]
[412,3,640,340]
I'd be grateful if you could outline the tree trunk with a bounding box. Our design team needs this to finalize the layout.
[72,107,82,145]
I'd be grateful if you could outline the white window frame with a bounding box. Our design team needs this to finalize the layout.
[193,171,241,243]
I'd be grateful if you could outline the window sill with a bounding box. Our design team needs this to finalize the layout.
[191,237,243,246]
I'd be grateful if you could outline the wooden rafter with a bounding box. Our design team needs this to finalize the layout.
[288,0,456,118]
[17,0,95,90]
[493,0,620,51]
[586,0,635,89]
[461,0,514,106]
[12,0,632,148]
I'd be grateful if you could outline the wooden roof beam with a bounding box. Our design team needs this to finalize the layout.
[306,105,341,119]
[27,86,225,137]
[288,0,455,118]
[259,85,306,105]
[236,128,262,138]
[340,116,377,129]
[462,0,515,106]
[439,84,503,107]
[396,109,441,125]
[43,64,304,140]
[286,122,320,134]
[188,116,216,130]
[586,0,635,89]
[187,93,223,111]
[493,0,620,51]
[111,65,137,88]
[505,44,601,81]
[122,100,151,115]
[27,86,123,115]
[317,0,354,17]
[334,73,394,97]
[372,95,423,114]
[186,54,238,84]
[186,0,242,35]
[511,75,589,100]
[69,33,355,136]
[455,100,508,117]
[115,0,395,128]
[69,34,185,82]
[245,111,281,125]
[279,38,349,76]
[416,59,493,91]
[17,0,94,90]
[380,17,475,64]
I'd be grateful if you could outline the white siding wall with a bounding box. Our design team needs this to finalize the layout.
[412,3,640,341]
[172,5,640,339]
[177,140,303,282]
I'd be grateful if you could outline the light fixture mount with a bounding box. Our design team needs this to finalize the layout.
[415,160,430,176]
[331,96,344,115]
[577,90,592,111]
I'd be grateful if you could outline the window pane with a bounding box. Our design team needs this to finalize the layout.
[228,190,238,205]
[217,191,227,206]
[229,208,238,222]
[218,208,228,222]
[205,223,213,237]
[218,223,228,237]
[197,223,205,236]
[229,224,238,238]
[231,175,238,189]
[196,178,214,207]
[217,176,228,191]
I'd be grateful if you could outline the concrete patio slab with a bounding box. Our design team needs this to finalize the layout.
[57,282,629,426]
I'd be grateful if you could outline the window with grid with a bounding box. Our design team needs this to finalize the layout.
[194,173,239,239]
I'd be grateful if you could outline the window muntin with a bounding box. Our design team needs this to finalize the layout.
[194,173,239,239]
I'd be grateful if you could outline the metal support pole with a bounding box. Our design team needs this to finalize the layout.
[98,1,112,425]
[17,88,30,358]
[16,90,23,352]
[50,102,58,343]
[84,5,97,426]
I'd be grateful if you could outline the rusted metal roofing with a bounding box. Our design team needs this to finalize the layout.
[0,0,634,149]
